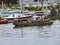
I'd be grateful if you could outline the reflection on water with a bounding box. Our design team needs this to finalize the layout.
[0,20,60,45]
[0,21,58,38]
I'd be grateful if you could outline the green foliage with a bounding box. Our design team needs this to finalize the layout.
[25,6,42,11]
[8,3,13,8]
[48,15,60,20]
[7,3,17,8]
[25,5,35,11]
[50,8,57,16]
[35,6,41,11]
[34,0,38,2]
[13,20,53,27]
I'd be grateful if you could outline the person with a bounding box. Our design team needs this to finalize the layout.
[44,9,51,17]
[55,8,58,14]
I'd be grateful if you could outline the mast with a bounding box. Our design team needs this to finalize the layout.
[41,0,43,11]
[38,0,40,6]
[2,1,4,11]
[20,0,22,12]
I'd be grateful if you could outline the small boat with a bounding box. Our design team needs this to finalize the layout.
[0,19,8,24]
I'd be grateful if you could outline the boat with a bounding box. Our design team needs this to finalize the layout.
[1,10,20,17]
[1,10,35,17]
[3,14,32,22]
[0,19,8,24]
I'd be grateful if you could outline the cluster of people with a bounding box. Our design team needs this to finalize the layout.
[44,5,59,17]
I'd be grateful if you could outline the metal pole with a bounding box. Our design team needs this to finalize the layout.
[20,0,22,12]
[38,0,40,6]
[41,0,43,11]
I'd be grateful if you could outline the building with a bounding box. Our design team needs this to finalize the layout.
[19,0,48,6]
[19,0,60,6]
[18,0,60,10]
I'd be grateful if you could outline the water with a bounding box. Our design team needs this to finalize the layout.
[0,20,60,45]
